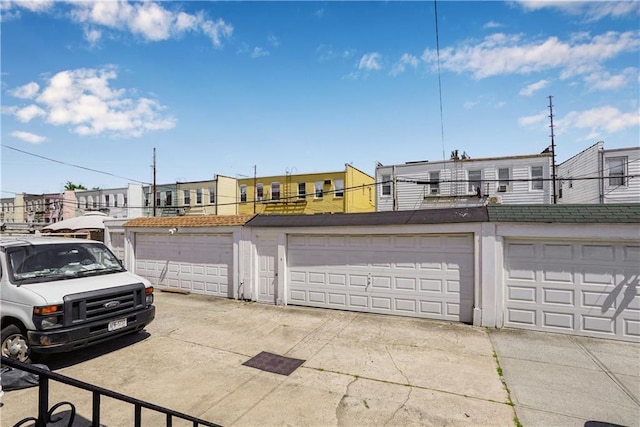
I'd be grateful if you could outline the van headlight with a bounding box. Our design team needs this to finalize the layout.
[33,305,63,330]
[40,316,61,329]
[145,286,154,305]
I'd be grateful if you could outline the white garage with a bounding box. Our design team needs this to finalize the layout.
[108,231,125,261]
[135,233,233,297]
[287,233,474,322]
[503,239,640,342]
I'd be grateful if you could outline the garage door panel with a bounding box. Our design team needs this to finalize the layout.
[542,243,574,259]
[135,233,232,298]
[287,233,474,323]
[505,239,640,342]
[623,245,640,262]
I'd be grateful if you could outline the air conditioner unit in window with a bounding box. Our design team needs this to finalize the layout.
[488,196,502,204]
[497,185,508,193]
[176,208,186,216]
[430,188,439,194]
[324,179,332,185]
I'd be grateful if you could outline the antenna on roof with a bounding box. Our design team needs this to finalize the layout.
[548,96,557,205]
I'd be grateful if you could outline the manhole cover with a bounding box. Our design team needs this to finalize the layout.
[242,351,306,376]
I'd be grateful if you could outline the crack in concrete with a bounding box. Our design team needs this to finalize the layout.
[384,386,412,426]
[572,336,640,407]
[383,345,413,425]
[335,376,360,426]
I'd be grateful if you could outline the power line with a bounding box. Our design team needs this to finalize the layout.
[433,0,446,163]
[2,144,150,185]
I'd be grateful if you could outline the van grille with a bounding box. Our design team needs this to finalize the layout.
[64,283,146,325]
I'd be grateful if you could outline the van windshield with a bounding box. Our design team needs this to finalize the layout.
[7,242,126,284]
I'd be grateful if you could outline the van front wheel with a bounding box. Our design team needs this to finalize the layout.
[1,324,31,363]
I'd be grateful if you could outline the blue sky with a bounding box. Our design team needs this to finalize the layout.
[1,0,639,195]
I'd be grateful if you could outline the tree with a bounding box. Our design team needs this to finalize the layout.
[64,181,87,191]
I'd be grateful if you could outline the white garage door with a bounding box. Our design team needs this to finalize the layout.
[135,233,232,297]
[288,234,474,322]
[108,232,125,262]
[504,239,640,342]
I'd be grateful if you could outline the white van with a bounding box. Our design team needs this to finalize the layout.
[0,236,155,362]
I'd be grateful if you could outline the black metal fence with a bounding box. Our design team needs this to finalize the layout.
[1,356,222,427]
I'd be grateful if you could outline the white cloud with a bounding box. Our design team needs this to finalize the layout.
[519,111,547,126]
[83,27,102,47]
[483,21,502,29]
[11,0,54,13]
[520,79,549,96]
[390,53,419,76]
[68,1,232,46]
[315,8,325,18]
[583,67,637,91]
[517,1,640,22]
[421,30,640,80]
[556,105,640,138]
[358,52,383,71]
[15,104,46,122]
[464,101,479,109]
[11,131,46,144]
[7,67,175,138]
[268,34,280,47]
[10,81,40,99]
[251,47,269,58]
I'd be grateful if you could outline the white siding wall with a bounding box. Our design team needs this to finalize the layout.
[558,143,640,204]
[377,155,552,211]
[603,148,640,204]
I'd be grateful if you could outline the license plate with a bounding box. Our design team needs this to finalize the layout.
[108,318,127,332]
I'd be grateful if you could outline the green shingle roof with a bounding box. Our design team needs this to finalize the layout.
[487,204,640,223]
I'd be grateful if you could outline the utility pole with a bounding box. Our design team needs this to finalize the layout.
[253,165,257,214]
[152,148,157,217]
[548,96,557,204]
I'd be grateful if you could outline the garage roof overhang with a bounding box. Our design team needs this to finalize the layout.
[487,204,640,223]
[245,207,488,228]
[124,214,256,228]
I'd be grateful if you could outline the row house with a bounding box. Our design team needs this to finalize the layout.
[76,184,145,218]
[0,193,23,224]
[558,141,640,204]
[375,151,553,211]
[236,164,375,215]
[143,175,238,217]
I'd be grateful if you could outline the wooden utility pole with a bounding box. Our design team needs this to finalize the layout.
[548,96,557,204]
[253,165,257,214]
[152,148,157,217]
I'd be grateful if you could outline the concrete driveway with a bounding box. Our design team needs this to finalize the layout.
[490,328,640,427]
[1,292,637,426]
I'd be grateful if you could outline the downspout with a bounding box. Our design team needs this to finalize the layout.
[392,165,398,211]
[598,148,605,204]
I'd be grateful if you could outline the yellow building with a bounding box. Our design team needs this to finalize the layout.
[237,165,375,215]
[176,175,238,216]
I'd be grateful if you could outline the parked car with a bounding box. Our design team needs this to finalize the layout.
[0,236,155,362]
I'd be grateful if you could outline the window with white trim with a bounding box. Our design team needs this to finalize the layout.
[105,195,110,207]
[271,182,280,200]
[196,188,202,204]
[297,182,306,199]
[256,183,264,201]
[607,157,626,186]
[531,166,543,190]
[468,170,482,194]
[314,181,323,199]
[240,185,247,203]
[429,171,440,194]
[334,179,344,197]
[498,168,510,192]
[183,189,191,205]
[209,187,216,204]
[165,191,172,206]
[381,175,391,196]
